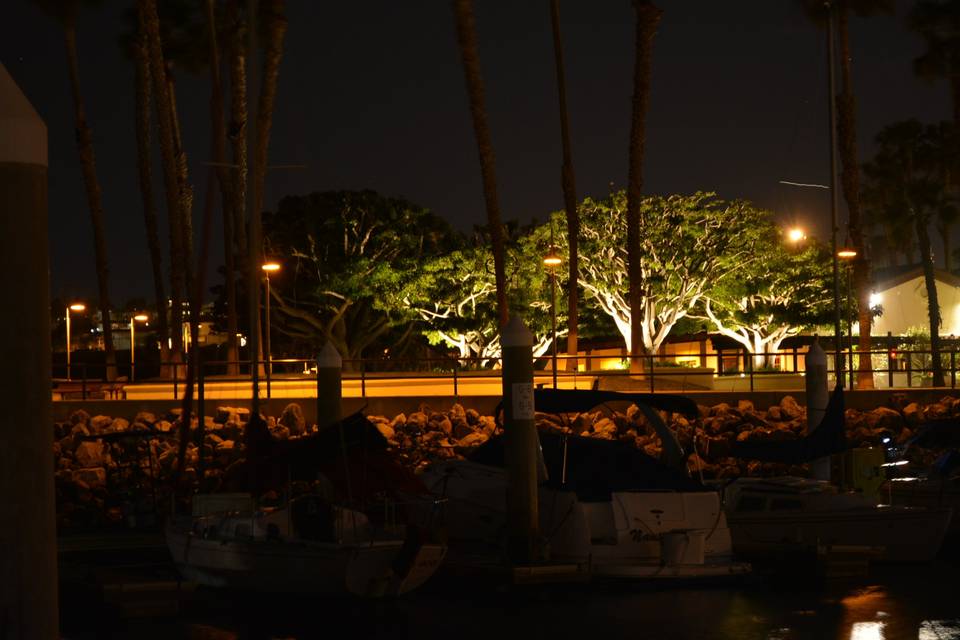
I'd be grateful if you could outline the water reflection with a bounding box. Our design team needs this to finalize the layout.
[849,621,885,640]
[61,564,960,639]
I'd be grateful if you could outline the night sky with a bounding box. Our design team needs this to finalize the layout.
[0,1,950,303]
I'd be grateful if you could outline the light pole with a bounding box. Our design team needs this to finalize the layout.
[838,245,857,389]
[129,314,148,382]
[825,0,844,388]
[262,261,281,376]
[543,244,562,389]
[65,302,85,380]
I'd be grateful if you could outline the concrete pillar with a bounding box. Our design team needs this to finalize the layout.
[0,63,58,638]
[805,338,830,480]
[501,316,539,564]
[316,341,342,430]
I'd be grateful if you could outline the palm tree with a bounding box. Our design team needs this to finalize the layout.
[453,0,509,327]
[128,1,171,377]
[862,120,955,387]
[33,0,119,381]
[141,0,188,372]
[549,0,580,371]
[911,2,960,273]
[910,0,960,126]
[801,0,893,389]
[625,0,663,372]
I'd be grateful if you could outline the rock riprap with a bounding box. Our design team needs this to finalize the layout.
[52,396,959,530]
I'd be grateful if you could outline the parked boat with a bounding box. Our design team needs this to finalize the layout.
[884,419,960,537]
[414,389,751,582]
[722,476,952,563]
[166,412,447,597]
[724,386,953,564]
[166,492,445,597]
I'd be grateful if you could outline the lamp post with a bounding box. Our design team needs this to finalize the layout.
[262,261,281,376]
[129,314,148,382]
[66,302,85,380]
[838,245,857,389]
[543,244,562,389]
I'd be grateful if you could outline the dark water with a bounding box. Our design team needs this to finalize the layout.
[61,560,960,640]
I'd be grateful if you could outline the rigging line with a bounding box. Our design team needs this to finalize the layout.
[779,180,830,189]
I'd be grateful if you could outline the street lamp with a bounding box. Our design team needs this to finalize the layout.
[787,227,807,245]
[129,314,148,382]
[65,302,85,381]
[262,261,281,376]
[543,245,562,389]
[838,244,857,389]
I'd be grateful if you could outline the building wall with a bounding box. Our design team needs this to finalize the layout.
[872,277,960,338]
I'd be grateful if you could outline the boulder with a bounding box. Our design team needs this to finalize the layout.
[74,441,107,468]
[72,467,106,489]
[375,423,395,441]
[89,415,112,434]
[779,396,803,420]
[766,406,782,422]
[902,402,921,426]
[279,403,306,436]
[106,417,129,433]
[69,409,90,426]
[737,399,755,414]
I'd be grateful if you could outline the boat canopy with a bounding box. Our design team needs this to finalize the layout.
[470,430,704,500]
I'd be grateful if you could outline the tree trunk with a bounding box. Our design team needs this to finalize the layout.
[252,0,287,221]
[915,213,945,386]
[941,222,952,272]
[64,25,118,382]
[227,0,248,256]
[141,0,186,372]
[625,1,663,372]
[167,70,195,305]
[952,73,960,131]
[550,0,579,372]
[206,0,239,376]
[836,7,873,389]
[134,5,171,378]
[454,0,509,328]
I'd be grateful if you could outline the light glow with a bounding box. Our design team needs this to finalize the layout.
[133,314,149,322]
[262,262,281,273]
[869,292,882,308]
[838,247,857,259]
[850,621,885,640]
[787,227,806,243]
[69,303,85,312]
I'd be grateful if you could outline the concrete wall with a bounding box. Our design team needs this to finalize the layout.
[52,387,960,423]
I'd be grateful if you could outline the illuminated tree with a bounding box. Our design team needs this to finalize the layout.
[577,191,767,357]
[403,223,565,366]
[262,191,454,364]
[697,231,834,368]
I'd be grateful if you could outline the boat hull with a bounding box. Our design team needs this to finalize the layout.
[166,526,445,597]
[728,505,953,563]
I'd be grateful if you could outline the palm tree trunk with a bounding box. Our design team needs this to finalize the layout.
[141,0,186,373]
[454,0,509,327]
[951,74,960,130]
[63,24,118,382]
[252,0,287,220]
[625,1,662,371]
[206,0,239,376]
[168,71,195,304]
[915,212,945,386]
[836,7,873,389]
[134,5,171,378]
[550,0,579,372]
[227,0,247,372]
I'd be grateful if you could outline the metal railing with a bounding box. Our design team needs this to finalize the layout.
[50,343,960,401]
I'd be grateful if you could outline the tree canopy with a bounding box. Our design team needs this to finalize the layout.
[577,191,768,356]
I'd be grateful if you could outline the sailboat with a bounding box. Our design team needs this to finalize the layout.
[722,385,953,564]
[413,389,751,582]
[165,412,447,597]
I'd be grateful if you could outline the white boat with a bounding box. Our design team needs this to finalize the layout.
[420,457,750,581]
[885,476,960,536]
[722,476,953,563]
[166,492,446,597]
